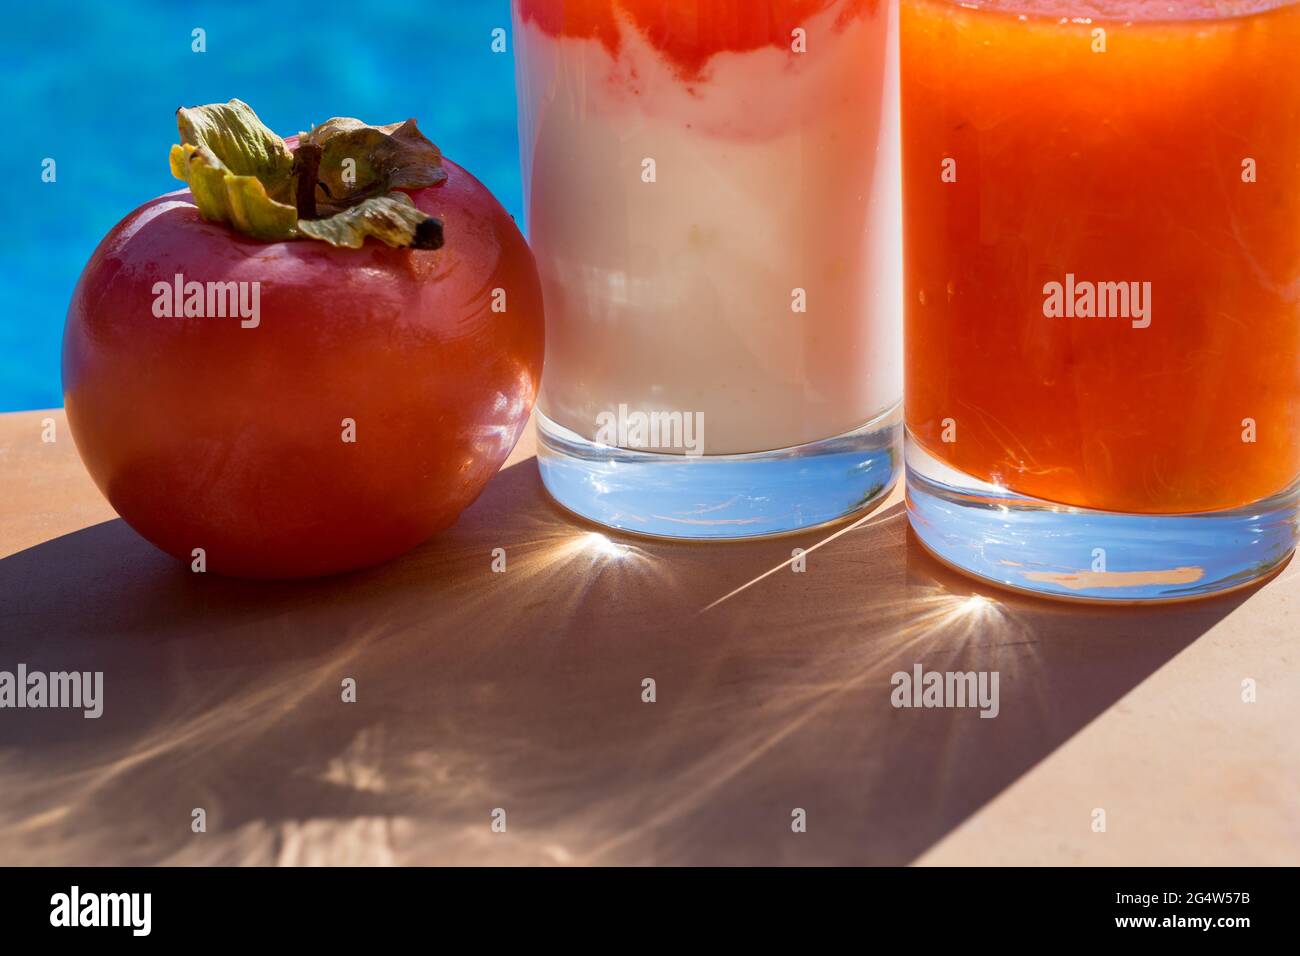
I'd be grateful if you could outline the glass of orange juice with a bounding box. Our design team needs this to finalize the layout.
[902,0,1300,600]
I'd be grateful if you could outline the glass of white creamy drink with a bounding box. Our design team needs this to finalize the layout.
[514,0,901,537]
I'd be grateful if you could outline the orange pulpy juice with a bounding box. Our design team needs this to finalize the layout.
[902,0,1300,515]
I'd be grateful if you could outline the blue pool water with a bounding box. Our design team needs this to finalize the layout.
[2,0,521,411]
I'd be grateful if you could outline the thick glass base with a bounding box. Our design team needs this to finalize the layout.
[905,437,1299,603]
[536,405,902,540]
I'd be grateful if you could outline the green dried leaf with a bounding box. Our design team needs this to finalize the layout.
[297,192,444,250]
[176,99,295,198]
[225,175,301,242]
[169,100,446,249]
[170,142,300,241]
[303,117,447,212]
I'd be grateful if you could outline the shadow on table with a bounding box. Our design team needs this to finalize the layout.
[0,458,1262,864]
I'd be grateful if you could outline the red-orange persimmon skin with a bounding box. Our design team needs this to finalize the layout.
[63,157,544,578]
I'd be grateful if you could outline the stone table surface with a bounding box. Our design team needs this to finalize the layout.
[0,408,1296,865]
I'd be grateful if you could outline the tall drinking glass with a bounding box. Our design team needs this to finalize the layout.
[513,0,901,538]
[901,0,1300,600]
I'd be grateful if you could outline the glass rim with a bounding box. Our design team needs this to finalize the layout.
[922,0,1300,25]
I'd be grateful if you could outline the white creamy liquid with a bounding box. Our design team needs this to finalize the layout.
[514,1,901,454]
